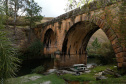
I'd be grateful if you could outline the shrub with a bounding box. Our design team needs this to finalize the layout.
[31,66,45,74]
[19,39,44,60]
[96,42,116,65]
[87,41,116,65]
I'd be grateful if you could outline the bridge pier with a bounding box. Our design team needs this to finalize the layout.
[54,51,87,68]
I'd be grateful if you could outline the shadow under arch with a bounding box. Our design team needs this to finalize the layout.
[43,28,57,49]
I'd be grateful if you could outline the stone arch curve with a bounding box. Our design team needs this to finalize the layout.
[61,16,123,67]
[43,28,57,54]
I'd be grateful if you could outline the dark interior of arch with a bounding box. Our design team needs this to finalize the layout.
[62,21,100,55]
[44,29,56,48]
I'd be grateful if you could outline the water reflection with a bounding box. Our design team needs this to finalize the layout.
[17,58,54,76]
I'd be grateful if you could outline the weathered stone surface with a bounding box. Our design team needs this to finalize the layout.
[116,52,126,58]
[109,34,117,41]
[112,43,121,49]
[111,38,119,45]
[102,25,109,33]
[114,47,123,53]
[116,57,124,63]
[118,63,123,68]
[123,57,126,62]
[122,62,126,67]
[106,28,114,38]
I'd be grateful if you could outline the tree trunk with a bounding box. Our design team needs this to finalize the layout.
[13,2,17,37]
[5,0,9,28]
[27,15,32,43]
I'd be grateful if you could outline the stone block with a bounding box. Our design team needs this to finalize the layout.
[109,34,117,41]
[114,47,123,53]
[96,18,102,26]
[123,57,126,62]
[116,57,124,63]
[122,62,126,67]
[99,20,105,29]
[118,63,122,68]
[116,52,126,58]
[111,38,119,45]
[106,28,114,38]
[82,14,87,21]
[75,15,81,23]
[123,47,126,52]
[112,42,120,49]
[92,17,97,24]
[102,25,109,33]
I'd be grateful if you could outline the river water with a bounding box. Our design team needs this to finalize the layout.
[17,58,54,76]
[17,57,97,76]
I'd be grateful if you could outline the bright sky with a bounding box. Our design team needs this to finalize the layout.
[35,0,68,17]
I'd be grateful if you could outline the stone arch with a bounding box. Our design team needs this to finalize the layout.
[43,28,57,49]
[62,21,99,54]
[62,16,123,67]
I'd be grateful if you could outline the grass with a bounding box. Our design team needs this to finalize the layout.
[7,17,53,26]
[89,75,126,84]
[90,65,117,73]
[5,65,126,84]
[60,64,118,83]
[5,73,65,84]
[60,73,95,82]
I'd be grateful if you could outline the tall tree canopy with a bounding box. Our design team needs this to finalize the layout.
[25,0,43,29]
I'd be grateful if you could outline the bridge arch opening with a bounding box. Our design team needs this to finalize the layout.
[62,21,100,55]
[61,21,116,67]
[87,29,115,65]
[44,28,57,51]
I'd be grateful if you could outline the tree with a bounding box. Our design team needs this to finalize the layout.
[25,0,43,42]
[0,2,20,84]
[25,0,43,29]
[91,38,101,54]
[66,0,93,11]
[9,0,26,36]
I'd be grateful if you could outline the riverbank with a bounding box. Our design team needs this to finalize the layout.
[5,64,126,84]
[5,73,65,84]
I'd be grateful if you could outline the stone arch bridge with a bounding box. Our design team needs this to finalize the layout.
[33,0,126,68]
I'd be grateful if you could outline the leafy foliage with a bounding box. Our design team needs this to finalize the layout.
[91,38,101,53]
[25,0,43,28]
[88,41,116,65]
[19,39,44,60]
[9,0,27,35]
[0,2,20,83]
[31,66,45,74]
[66,0,93,11]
